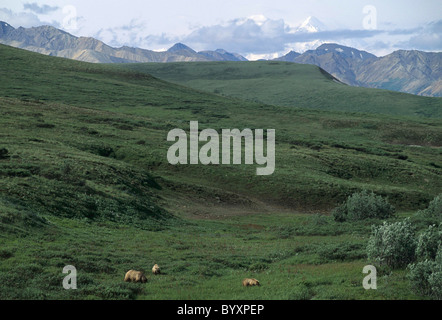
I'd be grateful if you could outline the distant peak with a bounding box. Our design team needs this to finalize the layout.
[304,16,318,23]
[315,43,376,59]
[296,16,326,33]
[215,49,228,54]
[0,21,15,36]
[273,50,300,62]
[316,43,345,50]
[284,50,301,58]
[0,21,14,30]
[167,43,195,53]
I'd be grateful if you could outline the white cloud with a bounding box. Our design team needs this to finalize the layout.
[181,15,393,56]
[246,52,281,61]
[179,15,441,58]
[23,2,59,15]
[1,3,439,57]
[183,16,288,53]
[284,40,324,54]
[94,19,146,47]
[245,14,267,26]
[406,20,442,51]
[93,19,179,50]
[0,8,45,28]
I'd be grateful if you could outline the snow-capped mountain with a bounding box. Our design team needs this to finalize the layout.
[283,17,327,53]
[295,16,326,33]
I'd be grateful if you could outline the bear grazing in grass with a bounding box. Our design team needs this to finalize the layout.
[152,264,160,274]
[242,278,260,287]
[124,270,147,283]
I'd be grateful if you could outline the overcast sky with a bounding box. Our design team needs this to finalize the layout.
[1,0,441,59]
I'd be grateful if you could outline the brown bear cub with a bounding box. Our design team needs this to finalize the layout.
[152,264,161,275]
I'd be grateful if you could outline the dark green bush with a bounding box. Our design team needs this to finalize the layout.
[416,224,442,261]
[367,218,416,268]
[0,249,13,259]
[428,269,442,300]
[408,247,442,299]
[408,260,439,297]
[333,190,395,222]
[407,228,442,299]
[417,194,442,221]
[0,148,9,159]
[36,123,55,128]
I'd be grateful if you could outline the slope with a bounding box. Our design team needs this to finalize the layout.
[121,60,442,118]
[355,50,442,97]
[0,43,440,222]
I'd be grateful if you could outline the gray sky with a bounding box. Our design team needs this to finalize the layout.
[1,0,441,59]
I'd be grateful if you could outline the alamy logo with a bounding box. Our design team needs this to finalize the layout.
[62,5,78,31]
[167,121,275,175]
[362,5,377,30]
[363,265,377,290]
[63,265,77,290]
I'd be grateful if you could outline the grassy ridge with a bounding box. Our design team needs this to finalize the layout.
[120,61,442,118]
[0,98,172,228]
[0,44,440,214]
[0,44,441,299]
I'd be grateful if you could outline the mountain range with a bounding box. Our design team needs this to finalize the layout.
[277,43,442,97]
[0,20,441,97]
[0,21,247,63]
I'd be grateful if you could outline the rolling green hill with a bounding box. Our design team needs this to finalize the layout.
[121,61,442,117]
[1,43,440,215]
[0,44,441,300]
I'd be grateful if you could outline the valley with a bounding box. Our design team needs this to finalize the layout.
[0,43,441,300]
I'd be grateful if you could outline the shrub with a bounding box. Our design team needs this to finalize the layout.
[0,148,9,159]
[416,224,442,261]
[0,249,13,259]
[417,194,442,221]
[428,270,442,300]
[408,248,442,299]
[367,218,416,268]
[36,123,55,128]
[407,260,439,297]
[88,144,116,158]
[333,190,395,222]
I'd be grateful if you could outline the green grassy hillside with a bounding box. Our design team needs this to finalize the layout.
[121,61,442,118]
[1,44,440,214]
[0,44,441,300]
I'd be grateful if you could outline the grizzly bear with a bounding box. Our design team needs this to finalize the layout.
[152,264,161,275]
[242,278,260,287]
[124,270,147,283]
